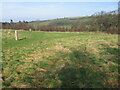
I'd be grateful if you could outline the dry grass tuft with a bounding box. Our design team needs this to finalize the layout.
[55,45,72,53]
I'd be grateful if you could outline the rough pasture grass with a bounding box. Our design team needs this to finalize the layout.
[2,30,119,88]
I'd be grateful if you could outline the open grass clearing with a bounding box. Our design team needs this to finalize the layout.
[2,30,119,88]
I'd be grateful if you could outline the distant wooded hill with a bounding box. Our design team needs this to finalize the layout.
[1,10,119,34]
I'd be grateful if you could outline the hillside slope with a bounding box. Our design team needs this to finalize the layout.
[2,10,118,34]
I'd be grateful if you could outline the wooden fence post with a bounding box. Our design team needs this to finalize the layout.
[15,30,18,40]
[29,28,32,32]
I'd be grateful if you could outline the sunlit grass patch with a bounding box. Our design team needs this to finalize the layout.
[2,30,119,88]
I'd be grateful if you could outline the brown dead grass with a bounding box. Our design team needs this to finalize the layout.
[11,82,31,88]
[16,63,37,71]
[55,45,72,53]
[105,78,119,87]
[36,68,47,72]
[106,61,118,66]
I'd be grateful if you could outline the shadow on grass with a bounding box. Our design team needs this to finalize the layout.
[37,47,113,88]
[3,46,119,88]
[19,37,27,41]
[25,47,118,88]
[100,43,119,64]
[56,49,108,88]
[58,63,107,88]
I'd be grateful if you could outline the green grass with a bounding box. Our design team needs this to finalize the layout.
[2,30,119,88]
[29,16,92,28]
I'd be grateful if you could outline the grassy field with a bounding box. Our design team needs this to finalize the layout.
[2,30,119,88]
[29,16,93,29]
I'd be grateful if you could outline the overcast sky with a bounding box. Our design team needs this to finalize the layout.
[0,1,118,22]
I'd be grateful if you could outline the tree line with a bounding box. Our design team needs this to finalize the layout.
[1,10,119,34]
